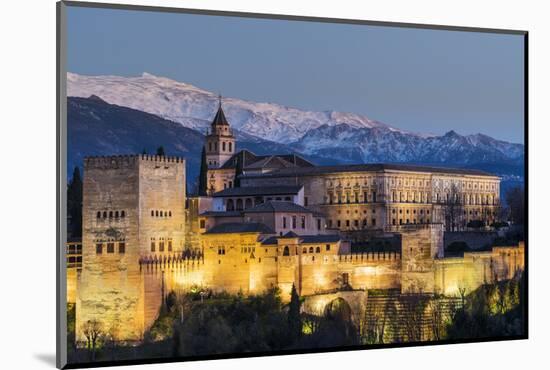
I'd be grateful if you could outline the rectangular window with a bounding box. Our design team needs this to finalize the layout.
[159,242,165,252]
[292,216,297,229]
[392,218,396,225]
[301,216,306,229]
[151,242,155,252]
[337,220,341,227]
[304,197,308,206]
[283,217,287,228]
[107,243,115,253]
[326,244,331,251]
[346,220,350,227]
[372,219,376,226]
[200,219,206,229]
[372,192,377,202]
[364,192,368,203]
[328,220,333,228]
[96,243,103,254]
[354,219,359,227]
[168,240,173,252]
[317,218,321,230]
[118,242,125,254]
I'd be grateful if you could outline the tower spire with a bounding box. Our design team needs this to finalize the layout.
[218,93,222,109]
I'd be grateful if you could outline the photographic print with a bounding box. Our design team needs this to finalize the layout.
[57,1,527,368]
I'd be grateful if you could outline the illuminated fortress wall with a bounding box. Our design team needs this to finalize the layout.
[74,155,522,344]
[76,155,185,343]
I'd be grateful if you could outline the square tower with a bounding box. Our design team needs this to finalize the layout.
[76,155,186,343]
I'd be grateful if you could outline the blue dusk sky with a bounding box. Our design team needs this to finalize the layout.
[67,6,525,144]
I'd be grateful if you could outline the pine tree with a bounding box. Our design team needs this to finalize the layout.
[288,283,302,341]
[67,167,83,238]
[198,146,208,196]
[156,146,166,156]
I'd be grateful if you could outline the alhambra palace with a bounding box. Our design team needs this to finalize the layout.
[66,100,524,344]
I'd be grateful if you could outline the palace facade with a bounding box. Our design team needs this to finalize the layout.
[70,100,521,344]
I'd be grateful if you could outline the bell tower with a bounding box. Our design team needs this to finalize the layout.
[205,95,236,169]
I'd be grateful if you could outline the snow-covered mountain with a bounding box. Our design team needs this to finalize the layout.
[67,72,524,184]
[293,124,524,165]
[67,72,402,143]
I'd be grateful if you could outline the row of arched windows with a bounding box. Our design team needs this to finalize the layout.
[282,244,331,256]
[96,210,125,219]
[208,140,233,153]
[151,210,172,217]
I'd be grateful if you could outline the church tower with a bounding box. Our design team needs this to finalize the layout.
[205,95,236,169]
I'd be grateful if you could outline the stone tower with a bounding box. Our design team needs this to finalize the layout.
[76,155,186,343]
[205,95,235,169]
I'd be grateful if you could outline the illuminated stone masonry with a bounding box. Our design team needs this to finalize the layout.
[70,103,522,344]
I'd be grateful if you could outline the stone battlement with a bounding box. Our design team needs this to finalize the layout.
[83,154,185,169]
[338,251,401,263]
[139,253,205,269]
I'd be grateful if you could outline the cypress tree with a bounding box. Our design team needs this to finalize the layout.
[198,146,208,196]
[234,152,243,187]
[288,283,302,341]
[67,167,83,238]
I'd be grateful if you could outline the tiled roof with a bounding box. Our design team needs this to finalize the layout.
[261,234,341,245]
[241,163,496,178]
[199,211,242,217]
[203,222,275,235]
[212,185,302,197]
[244,201,312,214]
[219,150,315,170]
[211,105,229,126]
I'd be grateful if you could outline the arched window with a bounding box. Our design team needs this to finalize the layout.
[222,142,226,151]
[160,211,163,217]
[309,247,314,253]
[97,211,101,218]
[168,211,172,217]
[229,142,232,152]
[236,198,243,211]
[115,211,119,218]
[226,199,235,211]
[283,246,290,256]
[302,247,307,254]
[155,210,159,217]
[315,246,321,253]
[109,211,113,218]
[151,210,154,217]
[245,198,252,209]
[121,211,125,218]
[103,211,107,218]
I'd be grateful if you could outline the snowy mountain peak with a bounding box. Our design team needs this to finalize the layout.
[67,72,397,143]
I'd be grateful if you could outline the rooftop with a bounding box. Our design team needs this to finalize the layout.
[203,222,275,235]
[219,150,315,170]
[244,201,313,214]
[262,234,341,245]
[240,163,497,178]
[212,185,303,197]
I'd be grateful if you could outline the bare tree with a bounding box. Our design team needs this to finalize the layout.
[81,319,104,361]
[443,183,464,231]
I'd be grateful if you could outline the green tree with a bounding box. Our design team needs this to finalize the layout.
[198,146,208,196]
[505,186,525,225]
[156,146,166,156]
[288,283,302,341]
[67,166,83,237]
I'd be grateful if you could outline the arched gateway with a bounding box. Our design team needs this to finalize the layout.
[302,290,368,326]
